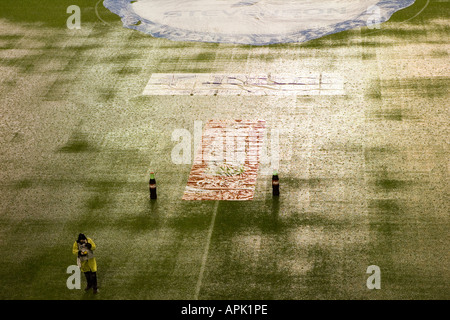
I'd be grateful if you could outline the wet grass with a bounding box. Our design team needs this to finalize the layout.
[167,211,211,232]
[0,57,38,73]
[194,52,216,62]
[407,78,446,98]
[232,53,250,61]
[58,131,97,153]
[1,0,120,27]
[0,41,21,50]
[104,53,141,64]
[368,199,402,235]
[158,67,216,73]
[372,109,403,121]
[86,194,109,210]
[365,79,383,100]
[369,199,401,214]
[253,53,276,62]
[0,34,23,40]
[111,210,162,233]
[430,49,449,57]
[0,0,448,301]
[13,179,33,190]
[374,179,407,190]
[98,88,116,101]
[113,66,142,75]
[364,146,398,161]
[378,27,428,38]
[281,177,324,189]
[64,44,103,52]
[361,52,377,60]
[59,138,92,153]
[366,77,448,101]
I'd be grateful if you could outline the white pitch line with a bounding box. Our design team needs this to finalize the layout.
[194,201,219,300]
[95,0,114,27]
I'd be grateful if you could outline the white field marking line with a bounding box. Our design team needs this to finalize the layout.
[364,0,431,36]
[95,0,114,27]
[194,201,219,300]
[403,0,430,23]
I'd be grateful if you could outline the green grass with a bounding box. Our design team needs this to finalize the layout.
[1,0,120,27]
[0,0,449,300]
[58,131,97,153]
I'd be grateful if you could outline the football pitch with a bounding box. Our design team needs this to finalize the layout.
[0,0,448,300]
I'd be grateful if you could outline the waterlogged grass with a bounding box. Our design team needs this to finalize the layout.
[13,179,33,190]
[0,0,449,301]
[374,179,407,190]
[113,66,142,75]
[194,52,216,62]
[104,53,141,64]
[0,0,120,27]
[366,79,383,100]
[367,78,450,100]
[389,78,449,98]
[372,109,404,121]
[58,130,97,153]
[430,49,449,57]
[361,53,377,60]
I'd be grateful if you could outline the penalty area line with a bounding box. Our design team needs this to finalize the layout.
[95,0,114,27]
[194,201,219,300]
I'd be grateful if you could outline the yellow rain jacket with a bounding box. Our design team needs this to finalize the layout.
[72,238,97,273]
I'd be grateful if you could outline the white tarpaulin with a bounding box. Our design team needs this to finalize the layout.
[103,0,416,45]
[142,73,345,96]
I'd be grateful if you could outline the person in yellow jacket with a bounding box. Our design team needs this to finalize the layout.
[72,233,98,294]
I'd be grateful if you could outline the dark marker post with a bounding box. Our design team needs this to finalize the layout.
[149,172,157,200]
[272,170,280,196]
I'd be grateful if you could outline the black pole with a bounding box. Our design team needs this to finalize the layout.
[149,172,157,200]
[272,171,280,196]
